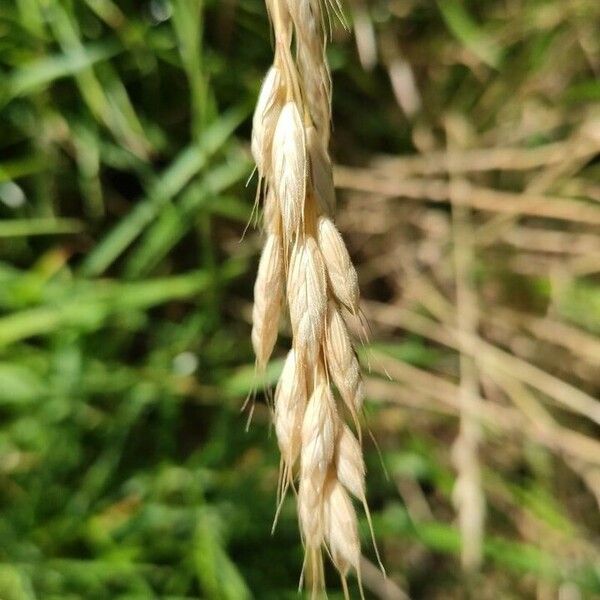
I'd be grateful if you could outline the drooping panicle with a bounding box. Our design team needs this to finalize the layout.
[250,0,377,594]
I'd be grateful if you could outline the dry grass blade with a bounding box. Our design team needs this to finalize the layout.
[335,168,600,225]
[448,123,485,572]
[372,137,599,176]
[366,300,600,426]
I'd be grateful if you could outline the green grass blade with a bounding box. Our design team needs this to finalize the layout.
[124,155,251,276]
[0,219,83,237]
[80,107,248,277]
[5,41,120,99]
[0,260,245,347]
[438,0,503,68]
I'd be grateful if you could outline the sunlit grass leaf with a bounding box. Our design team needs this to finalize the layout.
[20,1,149,159]
[0,565,36,600]
[0,363,45,405]
[0,157,46,183]
[438,0,503,68]
[0,219,83,237]
[558,280,600,333]
[194,508,252,600]
[564,80,600,103]
[224,358,284,398]
[4,41,120,99]
[0,261,245,346]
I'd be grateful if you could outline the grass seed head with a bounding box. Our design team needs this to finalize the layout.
[251,0,372,589]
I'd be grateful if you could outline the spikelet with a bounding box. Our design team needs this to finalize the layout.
[335,424,366,500]
[324,301,363,418]
[317,216,360,312]
[324,479,361,575]
[301,367,338,482]
[274,349,306,470]
[287,237,327,368]
[252,66,283,177]
[272,102,306,241]
[251,233,284,371]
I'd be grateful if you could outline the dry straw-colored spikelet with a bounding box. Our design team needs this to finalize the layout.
[251,233,284,371]
[250,0,381,595]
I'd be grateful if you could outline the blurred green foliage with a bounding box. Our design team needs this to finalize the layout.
[0,0,599,598]
[0,1,292,597]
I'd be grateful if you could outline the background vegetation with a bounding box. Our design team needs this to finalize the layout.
[1,0,599,598]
